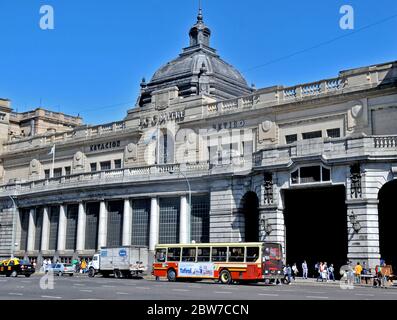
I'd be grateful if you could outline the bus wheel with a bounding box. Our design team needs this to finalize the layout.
[167,269,177,282]
[219,270,232,285]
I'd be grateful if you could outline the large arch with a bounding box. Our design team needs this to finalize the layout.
[283,185,348,278]
[241,192,260,242]
[378,179,397,269]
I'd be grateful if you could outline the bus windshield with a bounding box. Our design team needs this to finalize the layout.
[263,244,282,261]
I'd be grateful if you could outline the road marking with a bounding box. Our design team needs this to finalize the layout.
[214,291,232,294]
[80,289,93,293]
[0,280,8,282]
[117,292,129,295]
[9,293,23,296]
[73,284,86,287]
[41,295,62,299]
[136,287,150,290]
[21,281,31,283]
[102,285,115,288]
[306,296,329,299]
[172,289,190,292]
[258,293,279,297]
[355,293,375,297]
[306,291,326,294]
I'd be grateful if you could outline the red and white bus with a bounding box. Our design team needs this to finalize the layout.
[152,242,284,284]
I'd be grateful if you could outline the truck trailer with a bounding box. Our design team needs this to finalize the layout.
[88,246,148,279]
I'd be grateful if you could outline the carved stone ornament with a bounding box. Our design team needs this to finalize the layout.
[125,143,138,163]
[73,151,85,170]
[261,120,273,133]
[29,159,41,175]
[351,104,363,119]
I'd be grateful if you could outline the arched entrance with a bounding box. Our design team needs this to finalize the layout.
[378,179,397,269]
[283,186,348,278]
[241,192,259,242]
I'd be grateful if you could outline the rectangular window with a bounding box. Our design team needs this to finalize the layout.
[159,198,180,244]
[197,247,211,262]
[114,159,122,169]
[107,201,123,247]
[85,203,99,250]
[190,195,210,244]
[327,128,341,138]
[302,131,322,140]
[65,204,78,250]
[44,169,50,179]
[285,134,298,144]
[53,168,62,178]
[181,248,196,262]
[100,161,111,171]
[90,163,97,172]
[300,166,321,183]
[156,249,167,262]
[211,247,228,262]
[64,166,71,176]
[131,199,151,246]
[167,248,181,262]
[228,247,245,262]
[246,247,260,262]
[34,209,43,251]
[48,206,59,250]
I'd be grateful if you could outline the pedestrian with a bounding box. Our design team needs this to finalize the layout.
[285,265,292,284]
[43,258,48,273]
[317,262,323,282]
[292,263,298,281]
[323,262,328,282]
[81,259,87,274]
[354,262,363,284]
[328,264,335,281]
[302,260,308,279]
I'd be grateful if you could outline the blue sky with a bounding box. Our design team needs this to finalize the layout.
[0,0,396,125]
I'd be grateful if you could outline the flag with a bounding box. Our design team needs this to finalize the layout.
[143,129,158,145]
[48,145,55,155]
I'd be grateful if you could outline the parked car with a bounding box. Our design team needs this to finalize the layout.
[46,263,75,276]
[0,258,35,278]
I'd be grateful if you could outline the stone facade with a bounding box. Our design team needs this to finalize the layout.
[0,10,396,271]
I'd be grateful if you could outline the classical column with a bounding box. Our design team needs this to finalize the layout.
[76,202,86,252]
[26,209,36,252]
[57,205,67,251]
[149,197,159,251]
[97,201,108,250]
[40,207,50,251]
[122,199,132,246]
[179,195,189,244]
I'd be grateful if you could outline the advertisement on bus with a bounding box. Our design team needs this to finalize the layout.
[178,262,215,278]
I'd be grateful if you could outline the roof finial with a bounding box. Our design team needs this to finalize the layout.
[197,0,203,22]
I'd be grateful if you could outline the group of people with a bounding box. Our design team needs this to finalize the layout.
[314,262,336,282]
[39,257,90,273]
[282,261,336,283]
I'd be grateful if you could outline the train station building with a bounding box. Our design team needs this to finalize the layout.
[0,9,397,271]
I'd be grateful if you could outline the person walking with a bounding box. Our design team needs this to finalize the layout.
[302,260,308,279]
[354,262,363,284]
[286,265,292,284]
[317,262,323,282]
[292,263,298,281]
[323,262,328,282]
[328,264,335,281]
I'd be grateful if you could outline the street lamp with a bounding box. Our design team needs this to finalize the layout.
[169,169,191,242]
[8,195,18,258]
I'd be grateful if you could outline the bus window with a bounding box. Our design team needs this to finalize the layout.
[167,248,181,262]
[197,248,211,262]
[228,247,244,262]
[264,245,282,261]
[246,247,260,262]
[156,249,167,262]
[182,248,196,262]
[211,247,227,262]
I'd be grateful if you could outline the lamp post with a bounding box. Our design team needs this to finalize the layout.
[169,169,191,242]
[8,195,17,258]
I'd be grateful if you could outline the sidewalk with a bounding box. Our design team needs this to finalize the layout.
[293,277,397,289]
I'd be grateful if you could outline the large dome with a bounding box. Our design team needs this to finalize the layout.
[138,8,252,107]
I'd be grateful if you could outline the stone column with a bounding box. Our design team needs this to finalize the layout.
[57,205,67,251]
[122,199,132,246]
[40,207,50,251]
[149,197,159,251]
[14,208,21,252]
[76,202,86,252]
[26,209,36,252]
[179,195,189,244]
[97,201,107,250]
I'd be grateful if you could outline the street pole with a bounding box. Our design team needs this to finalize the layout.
[8,195,17,259]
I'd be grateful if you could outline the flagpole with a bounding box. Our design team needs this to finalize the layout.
[51,144,55,178]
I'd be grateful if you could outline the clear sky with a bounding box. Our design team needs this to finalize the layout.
[0,0,396,125]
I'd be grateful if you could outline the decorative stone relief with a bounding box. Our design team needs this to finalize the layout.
[73,151,86,171]
[347,99,368,132]
[124,143,138,165]
[151,87,179,111]
[0,161,4,180]
[29,159,42,178]
[258,118,277,144]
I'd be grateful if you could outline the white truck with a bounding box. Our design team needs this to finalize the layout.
[88,246,149,279]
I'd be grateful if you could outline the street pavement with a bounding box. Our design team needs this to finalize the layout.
[0,274,396,300]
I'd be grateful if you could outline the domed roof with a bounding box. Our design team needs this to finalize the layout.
[137,7,252,107]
